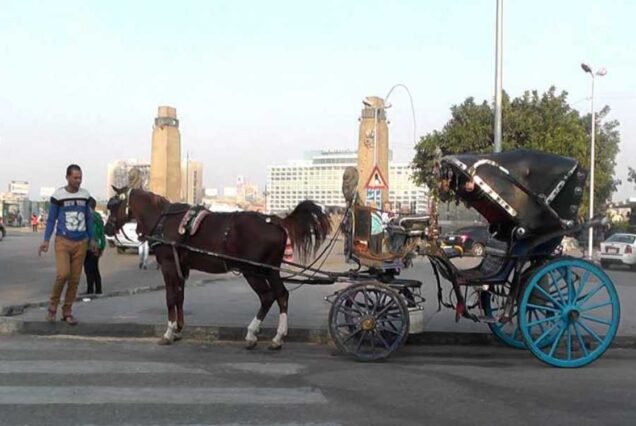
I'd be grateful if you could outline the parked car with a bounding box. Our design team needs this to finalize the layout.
[0,222,5,241]
[443,225,489,256]
[106,221,141,253]
[599,233,636,270]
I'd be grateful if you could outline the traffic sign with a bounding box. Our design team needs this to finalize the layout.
[364,166,388,190]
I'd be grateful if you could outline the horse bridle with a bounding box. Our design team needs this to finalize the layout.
[108,188,135,243]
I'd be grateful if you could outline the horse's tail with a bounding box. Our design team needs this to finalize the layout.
[282,200,332,263]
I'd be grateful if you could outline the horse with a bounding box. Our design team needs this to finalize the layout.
[104,186,331,349]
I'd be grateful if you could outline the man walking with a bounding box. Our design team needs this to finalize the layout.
[38,164,97,325]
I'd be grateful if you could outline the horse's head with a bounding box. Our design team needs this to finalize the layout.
[104,185,133,237]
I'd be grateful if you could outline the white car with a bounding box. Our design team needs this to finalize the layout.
[106,221,141,253]
[599,233,636,270]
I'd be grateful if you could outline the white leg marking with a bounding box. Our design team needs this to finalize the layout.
[245,317,262,342]
[272,313,288,345]
[163,321,178,341]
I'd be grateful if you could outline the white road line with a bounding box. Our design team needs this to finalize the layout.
[0,386,327,405]
[0,361,210,375]
[223,362,305,375]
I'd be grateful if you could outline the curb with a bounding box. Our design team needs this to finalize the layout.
[1,317,635,349]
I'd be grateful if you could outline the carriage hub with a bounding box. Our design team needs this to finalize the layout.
[562,306,580,323]
[361,316,376,331]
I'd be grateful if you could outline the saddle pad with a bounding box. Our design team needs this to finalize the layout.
[178,208,210,236]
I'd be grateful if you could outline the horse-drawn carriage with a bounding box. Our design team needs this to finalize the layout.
[105,148,620,368]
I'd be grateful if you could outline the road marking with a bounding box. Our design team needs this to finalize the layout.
[0,361,209,375]
[92,424,340,426]
[0,386,327,405]
[224,362,304,375]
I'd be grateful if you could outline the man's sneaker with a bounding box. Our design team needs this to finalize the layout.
[61,315,78,326]
[46,309,56,323]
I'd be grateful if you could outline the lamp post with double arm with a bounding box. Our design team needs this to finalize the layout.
[580,62,607,260]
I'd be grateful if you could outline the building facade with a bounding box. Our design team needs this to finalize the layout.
[266,150,427,214]
[106,160,151,198]
[150,106,182,202]
[181,159,204,205]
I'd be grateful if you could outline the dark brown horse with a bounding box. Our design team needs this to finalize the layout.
[104,187,331,349]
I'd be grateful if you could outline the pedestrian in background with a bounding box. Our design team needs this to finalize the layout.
[31,214,38,232]
[83,198,105,295]
[38,164,97,325]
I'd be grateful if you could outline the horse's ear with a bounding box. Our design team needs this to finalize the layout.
[112,185,121,194]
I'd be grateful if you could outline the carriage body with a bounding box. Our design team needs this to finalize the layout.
[329,149,620,367]
[427,149,620,367]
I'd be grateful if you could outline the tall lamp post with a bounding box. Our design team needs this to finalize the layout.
[581,63,607,260]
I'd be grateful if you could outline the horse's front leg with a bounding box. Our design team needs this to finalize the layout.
[158,262,180,345]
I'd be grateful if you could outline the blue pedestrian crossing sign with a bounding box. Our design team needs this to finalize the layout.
[364,166,388,190]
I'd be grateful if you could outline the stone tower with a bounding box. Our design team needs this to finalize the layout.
[357,96,389,205]
[150,106,182,202]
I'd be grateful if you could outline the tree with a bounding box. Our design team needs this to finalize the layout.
[627,166,636,189]
[412,86,621,215]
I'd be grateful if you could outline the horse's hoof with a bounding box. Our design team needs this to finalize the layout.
[157,337,173,346]
[245,340,258,350]
[173,333,182,342]
[268,342,283,351]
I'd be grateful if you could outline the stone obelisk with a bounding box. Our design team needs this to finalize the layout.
[357,96,389,205]
[150,106,182,202]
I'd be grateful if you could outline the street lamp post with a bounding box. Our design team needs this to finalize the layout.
[581,63,607,260]
[494,0,504,153]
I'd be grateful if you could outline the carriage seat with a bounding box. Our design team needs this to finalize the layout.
[430,237,512,285]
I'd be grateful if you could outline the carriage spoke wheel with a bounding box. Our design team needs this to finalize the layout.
[519,258,620,368]
[481,284,525,349]
[482,282,560,350]
[329,283,409,361]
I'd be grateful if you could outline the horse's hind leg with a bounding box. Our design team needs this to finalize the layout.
[243,273,276,349]
[268,271,289,350]
[174,281,186,341]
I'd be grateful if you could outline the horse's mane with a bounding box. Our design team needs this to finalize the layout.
[135,188,170,209]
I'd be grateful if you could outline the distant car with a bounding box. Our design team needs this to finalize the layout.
[600,233,636,270]
[106,221,141,254]
[0,222,5,241]
[443,225,489,256]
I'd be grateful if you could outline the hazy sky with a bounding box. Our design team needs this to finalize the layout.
[0,0,634,200]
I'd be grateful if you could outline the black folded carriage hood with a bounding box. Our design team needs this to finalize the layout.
[440,149,586,238]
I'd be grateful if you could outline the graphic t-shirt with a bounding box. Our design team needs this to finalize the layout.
[44,187,93,242]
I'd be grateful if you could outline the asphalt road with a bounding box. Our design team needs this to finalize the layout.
[0,335,634,426]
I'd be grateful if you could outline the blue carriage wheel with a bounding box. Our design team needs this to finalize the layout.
[481,289,525,349]
[519,258,620,368]
[481,286,558,350]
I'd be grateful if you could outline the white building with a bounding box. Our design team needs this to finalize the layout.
[266,150,427,214]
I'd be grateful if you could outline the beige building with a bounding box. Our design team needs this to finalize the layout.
[357,96,390,205]
[266,150,427,214]
[181,159,204,205]
[150,106,182,202]
[106,160,150,197]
